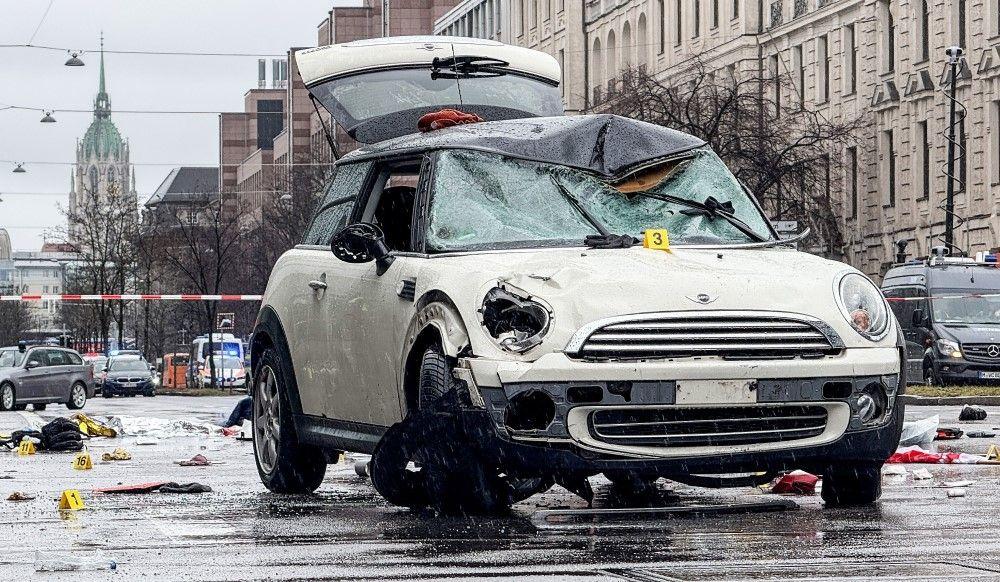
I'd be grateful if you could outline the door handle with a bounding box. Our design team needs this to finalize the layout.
[308,280,328,291]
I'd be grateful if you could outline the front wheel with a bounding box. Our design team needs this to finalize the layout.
[821,464,882,506]
[253,347,327,494]
[66,383,87,410]
[0,383,15,411]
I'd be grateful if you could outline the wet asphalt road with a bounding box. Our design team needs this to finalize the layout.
[4,397,1000,580]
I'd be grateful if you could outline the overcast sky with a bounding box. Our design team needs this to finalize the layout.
[0,0,359,251]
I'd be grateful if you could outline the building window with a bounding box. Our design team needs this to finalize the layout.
[530,0,537,29]
[884,129,896,207]
[957,118,968,193]
[844,23,857,95]
[770,54,781,116]
[519,0,525,35]
[694,0,701,37]
[918,120,931,200]
[606,29,617,84]
[675,0,683,46]
[638,14,649,68]
[793,45,804,109]
[992,100,1000,185]
[658,0,666,54]
[817,35,829,103]
[959,0,968,48]
[623,21,632,67]
[713,0,720,28]
[592,37,603,100]
[919,0,930,62]
[733,0,739,19]
[887,6,895,73]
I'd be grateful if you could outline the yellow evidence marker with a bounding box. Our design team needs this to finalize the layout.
[643,229,670,251]
[987,444,1000,461]
[17,440,36,456]
[58,489,85,510]
[72,450,93,470]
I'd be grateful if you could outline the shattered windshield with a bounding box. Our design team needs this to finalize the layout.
[426,149,772,252]
[0,349,22,368]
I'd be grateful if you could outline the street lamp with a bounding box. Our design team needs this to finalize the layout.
[12,163,26,174]
[64,51,85,66]
[40,110,56,123]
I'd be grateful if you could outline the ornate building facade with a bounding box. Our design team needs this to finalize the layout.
[68,44,137,244]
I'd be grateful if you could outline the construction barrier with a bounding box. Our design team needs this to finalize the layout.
[0,294,262,302]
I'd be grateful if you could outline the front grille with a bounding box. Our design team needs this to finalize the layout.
[962,344,1000,363]
[567,312,841,360]
[589,405,829,447]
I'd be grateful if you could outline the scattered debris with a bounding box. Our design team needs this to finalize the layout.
[899,415,939,446]
[944,480,974,487]
[967,431,997,439]
[882,465,907,476]
[135,437,158,446]
[101,448,132,462]
[108,415,222,439]
[34,550,116,572]
[174,454,212,466]
[7,491,35,502]
[769,470,818,495]
[94,481,211,494]
[959,405,988,422]
[887,445,988,464]
[947,488,967,498]
[3,418,86,452]
[912,468,933,480]
[237,419,252,441]
[354,459,370,478]
[70,413,117,438]
[935,427,964,440]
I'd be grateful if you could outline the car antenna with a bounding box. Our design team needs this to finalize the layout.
[309,94,341,161]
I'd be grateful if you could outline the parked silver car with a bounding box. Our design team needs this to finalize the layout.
[0,345,94,411]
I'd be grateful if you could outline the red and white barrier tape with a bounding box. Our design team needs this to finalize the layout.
[0,294,262,302]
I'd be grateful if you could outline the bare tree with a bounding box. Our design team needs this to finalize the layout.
[151,196,247,389]
[0,302,34,346]
[604,60,867,257]
[60,180,139,350]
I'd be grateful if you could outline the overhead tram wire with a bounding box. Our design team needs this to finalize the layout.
[0,105,285,116]
[0,43,286,58]
[26,1,56,46]
[0,159,334,167]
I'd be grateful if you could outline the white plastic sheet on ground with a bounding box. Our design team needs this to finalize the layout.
[899,415,939,446]
[103,416,223,439]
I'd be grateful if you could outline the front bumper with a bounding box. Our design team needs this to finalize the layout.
[934,356,1000,382]
[103,380,154,396]
[461,347,903,475]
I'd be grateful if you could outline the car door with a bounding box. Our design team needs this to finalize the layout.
[42,349,72,401]
[286,161,372,421]
[18,348,48,400]
[886,286,925,380]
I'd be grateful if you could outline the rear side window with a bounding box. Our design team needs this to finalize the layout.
[45,350,68,366]
[303,162,372,245]
[67,352,83,365]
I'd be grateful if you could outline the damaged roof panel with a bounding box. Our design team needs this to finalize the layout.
[346,114,706,179]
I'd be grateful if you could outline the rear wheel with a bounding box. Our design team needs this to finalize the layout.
[821,464,882,506]
[253,347,327,494]
[0,383,15,411]
[67,383,87,410]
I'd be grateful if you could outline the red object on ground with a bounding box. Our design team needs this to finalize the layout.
[94,482,168,494]
[417,109,484,132]
[770,470,819,494]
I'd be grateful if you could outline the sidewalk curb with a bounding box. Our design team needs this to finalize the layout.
[901,394,1000,406]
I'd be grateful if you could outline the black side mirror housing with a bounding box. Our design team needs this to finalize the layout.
[912,308,926,327]
[331,223,396,276]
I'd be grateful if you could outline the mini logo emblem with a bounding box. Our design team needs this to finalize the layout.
[988,344,1000,358]
[687,293,718,305]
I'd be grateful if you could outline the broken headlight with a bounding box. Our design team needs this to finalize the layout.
[480,286,551,353]
[835,272,890,341]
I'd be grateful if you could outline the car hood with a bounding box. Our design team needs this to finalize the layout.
[412,246,893,358]
[938,324,1000,344]
[108,372,151,380]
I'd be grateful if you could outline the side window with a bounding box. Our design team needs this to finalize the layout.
[46,350,68,366]
[26,349,46,367]
[303,162,372,246]
[886,287,919,330]
[67,352,83,366]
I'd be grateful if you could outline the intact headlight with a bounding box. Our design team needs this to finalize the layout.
[836,272,890,341]
[936,339,962,358]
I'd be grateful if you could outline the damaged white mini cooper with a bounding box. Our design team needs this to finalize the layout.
[251,37,904,512]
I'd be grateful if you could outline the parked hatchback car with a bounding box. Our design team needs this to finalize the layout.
[101,355,156,398]
[249,37,904,512]
[0,345,94,411]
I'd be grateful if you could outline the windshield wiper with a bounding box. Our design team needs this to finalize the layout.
[548,175,611,237]
[431,56,510,79]
[622,189,768,243]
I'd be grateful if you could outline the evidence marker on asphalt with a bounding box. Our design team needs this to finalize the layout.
[59,489,85,510]
[72,450,93,470]
[18,440,36,455]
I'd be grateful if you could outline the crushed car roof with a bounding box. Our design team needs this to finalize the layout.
[345,114,706,178]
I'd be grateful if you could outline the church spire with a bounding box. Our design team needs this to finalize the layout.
[94,33,111,119]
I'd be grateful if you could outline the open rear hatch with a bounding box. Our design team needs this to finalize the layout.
[295,36,564,144]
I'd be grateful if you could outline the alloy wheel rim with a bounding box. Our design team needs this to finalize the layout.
[72,385,86,407]
[254,366,281,474]
[2,386,11,409]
